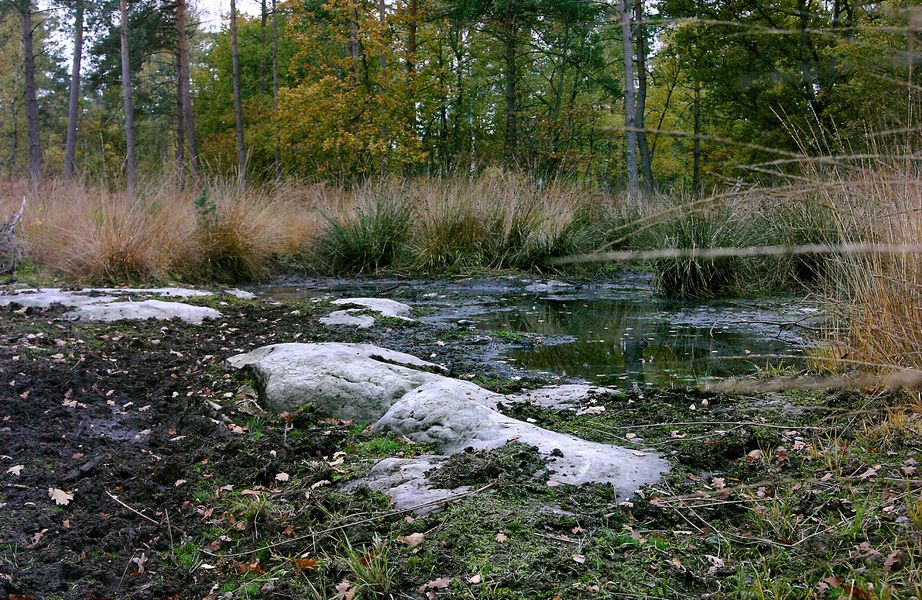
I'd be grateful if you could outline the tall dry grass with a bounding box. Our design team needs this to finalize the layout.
[0,179,325,283]
[814,165,922,373]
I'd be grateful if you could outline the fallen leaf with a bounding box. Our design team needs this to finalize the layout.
[335,580,356,600]
[275,472,290,482]
[423,577,450,590]
[883,550,902,572]
[746,449,763,462]
[495,532,508,543]
[6,465,23,477]
[398,532,426,547]
[705,554,725,575]
[294,558,318,571]
[28,529,48,548]
[571,553,586,564]
[131,552,148,575]
[174,479,187,487]
[468,574,482,584]
[858,465,881,480]
[816,575,841,596]
[711,477,726,489]
[48,488,74,506]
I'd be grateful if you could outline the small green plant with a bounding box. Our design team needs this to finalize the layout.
[338,535,395,597]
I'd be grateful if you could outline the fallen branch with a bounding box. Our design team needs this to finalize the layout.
[0,197,27,275]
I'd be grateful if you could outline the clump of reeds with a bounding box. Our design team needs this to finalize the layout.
[818,165,922,373]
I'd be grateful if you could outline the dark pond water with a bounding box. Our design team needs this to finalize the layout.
[258,276,817,388]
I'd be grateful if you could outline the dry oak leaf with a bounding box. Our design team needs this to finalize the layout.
[48,488,74,506]
[398,532,426,547]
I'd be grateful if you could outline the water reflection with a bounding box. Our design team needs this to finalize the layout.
[472,295,805,387]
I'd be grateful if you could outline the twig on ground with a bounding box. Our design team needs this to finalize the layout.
[106,490,160,525]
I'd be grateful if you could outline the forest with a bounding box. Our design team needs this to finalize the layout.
[1,0,921,599]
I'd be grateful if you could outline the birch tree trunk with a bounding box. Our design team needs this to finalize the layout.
[230,0,246,187]
[64,0,84,183]
[20,1,42,189]
[619,0,638,197]
[119,0,137,196]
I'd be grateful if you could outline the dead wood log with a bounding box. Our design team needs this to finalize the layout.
[0,198,27,275]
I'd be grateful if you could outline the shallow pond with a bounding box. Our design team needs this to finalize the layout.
[259,275,817,388]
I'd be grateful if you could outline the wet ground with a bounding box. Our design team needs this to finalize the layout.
[259,274,817,388]
[1,276,917,600]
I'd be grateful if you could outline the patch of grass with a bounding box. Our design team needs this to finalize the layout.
[316,190,410,274]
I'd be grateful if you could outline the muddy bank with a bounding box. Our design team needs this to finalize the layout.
[0,284,918,600]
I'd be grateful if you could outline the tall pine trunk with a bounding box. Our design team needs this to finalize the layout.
[119,0,137,196]
[259,0,267,94]
[406,0,417,74]
[20,1,42,189]
[503,0,517,165]
[64,0,83,183]
[230,0,246,187]
[634,0,652,191]
[619,0,638,197]
[177,0,199,178]
[692,84,701,198]
[272,0,281,181]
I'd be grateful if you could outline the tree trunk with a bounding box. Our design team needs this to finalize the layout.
[503,0,517,165]
[177,0,199,178]
[119,0,137,196]
[272,0,281,181]
[176,51,186,174]
[406,0,417,74]
[230,0,246,187]
[64,0,83,183]
[634,0,652,191]
[259,0,268,95]
[692,84,701,198]
[20,1,42,189]
[348,9,361,85]
[378,0,387,72]
[619,0,638,197]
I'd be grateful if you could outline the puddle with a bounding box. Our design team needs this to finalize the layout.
[257,276,815,388]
